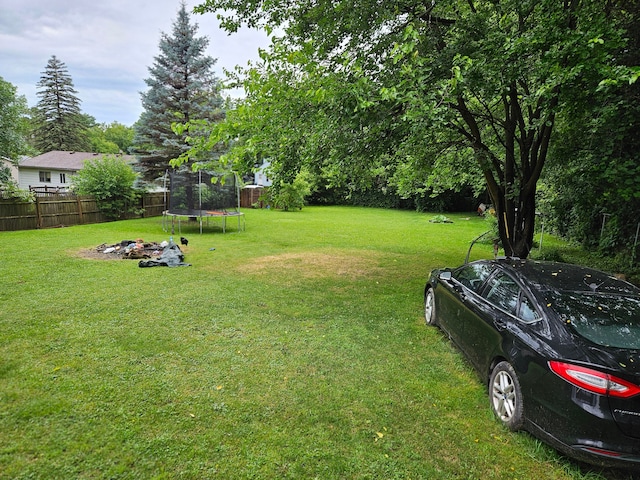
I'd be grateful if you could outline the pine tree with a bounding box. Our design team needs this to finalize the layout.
[33,55,89,152]
[132,1,224,182]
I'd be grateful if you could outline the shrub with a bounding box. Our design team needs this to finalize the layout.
[72,155,142,220]
[0,166,34,201]
[270,171,312,211]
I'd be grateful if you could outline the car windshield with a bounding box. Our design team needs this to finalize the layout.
[549,292,640,349]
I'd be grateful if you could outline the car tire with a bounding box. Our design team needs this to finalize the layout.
[489,361,524,431]
[424,287,437,326]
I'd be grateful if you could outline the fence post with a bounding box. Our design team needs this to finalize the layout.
[35,195,42,229]
[76,195,84,224]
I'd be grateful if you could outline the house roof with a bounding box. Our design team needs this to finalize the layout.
[19,151,137,171]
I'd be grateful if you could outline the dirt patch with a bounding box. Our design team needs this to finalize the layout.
[76,240,167,261]
[236,250,385,280]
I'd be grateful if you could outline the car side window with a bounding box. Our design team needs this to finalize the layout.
[453,263,494,293]
[484,272,540,322]
[518,294,540,322]
[484,273,520,315]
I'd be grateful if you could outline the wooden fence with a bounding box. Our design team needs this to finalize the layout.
[0,192,166,231]
[240,186,266,208]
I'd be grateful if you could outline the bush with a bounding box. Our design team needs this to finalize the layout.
[72,155,142,220]
[0,182,34,201]
[269,171,312,211]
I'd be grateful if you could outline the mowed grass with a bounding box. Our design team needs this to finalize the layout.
[0,206,631,479]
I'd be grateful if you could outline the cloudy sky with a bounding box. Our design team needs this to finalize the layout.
[0,0,271,126]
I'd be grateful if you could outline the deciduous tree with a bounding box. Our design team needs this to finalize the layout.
[193,0,634,258]
[88,121,135,154]
[0,76,32,161]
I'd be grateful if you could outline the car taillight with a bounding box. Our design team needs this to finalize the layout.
[549,361,640,398]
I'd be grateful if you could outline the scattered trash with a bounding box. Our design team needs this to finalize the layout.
[429,215,454,223]
[93,238,190,267]
[95,239,163,259]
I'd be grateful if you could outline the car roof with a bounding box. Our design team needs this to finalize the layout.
[485,258,639,296]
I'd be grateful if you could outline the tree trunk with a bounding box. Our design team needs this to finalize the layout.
[456,89,552,260]
[486,184,535,259]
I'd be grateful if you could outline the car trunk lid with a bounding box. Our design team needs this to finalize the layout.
[592,348,640,439]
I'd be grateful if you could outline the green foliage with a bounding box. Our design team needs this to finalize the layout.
[0,180,35,201]
[0,163,34,201]
[71,155,141,220]
[484,210,499,239]
[87,122,135,154]
[532,247,566,263]
[87,132,120,154]
[132,3,224,182]
[0,160,31,201]
[0,164,10,184]
[190,0,632,259]
[104,122,135,152]
[0,76,33,161]
[539,2,640,257]
[268,170,313,211]
[429,214,453,224]
[32,55,90,152]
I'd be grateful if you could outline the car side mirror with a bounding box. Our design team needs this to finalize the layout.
[439,271,452,281]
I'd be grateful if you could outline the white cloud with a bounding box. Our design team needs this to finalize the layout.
[0,0,270,125]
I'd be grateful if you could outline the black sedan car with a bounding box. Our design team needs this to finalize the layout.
[424,258,640,469]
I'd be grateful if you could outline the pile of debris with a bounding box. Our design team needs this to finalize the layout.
[94,238,191,267]
[95,239,166,259]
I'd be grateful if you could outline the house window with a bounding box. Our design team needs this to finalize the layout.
[60,173,67,184]
[39,171,51,183]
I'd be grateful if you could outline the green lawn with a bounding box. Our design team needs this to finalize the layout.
[0,207,633,479]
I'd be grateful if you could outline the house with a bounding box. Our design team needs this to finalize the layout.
[254,160,272,187]
[18,151,137,193]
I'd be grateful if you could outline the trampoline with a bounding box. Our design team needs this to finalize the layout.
[162,170,245,234]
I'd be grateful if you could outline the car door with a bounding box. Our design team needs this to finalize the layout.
[438,263,494,351]
[456,270,541,375]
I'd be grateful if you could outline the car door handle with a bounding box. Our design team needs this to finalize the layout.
[494,319,507,330]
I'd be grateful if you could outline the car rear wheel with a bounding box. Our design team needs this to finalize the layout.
[489,361,524,431]
[424,287,437,326]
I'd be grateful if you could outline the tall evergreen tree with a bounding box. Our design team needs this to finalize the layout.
[33,55,89,152]
[132,1,224,182]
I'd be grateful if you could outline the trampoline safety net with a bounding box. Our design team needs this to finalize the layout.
[163,170,244,234]
[168,170,239,215]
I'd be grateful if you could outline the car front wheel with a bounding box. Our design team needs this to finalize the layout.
[489,361,524,431]
[424,287,437,326]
